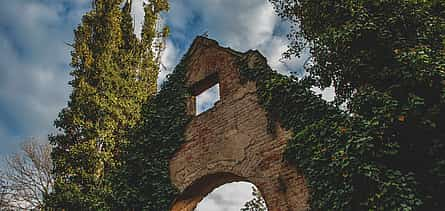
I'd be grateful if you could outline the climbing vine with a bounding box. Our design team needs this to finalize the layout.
[111,43,443,210]
[109,37,442,210]
[238,52,436,210]
[113,55,191,210]
[256,0,445,210]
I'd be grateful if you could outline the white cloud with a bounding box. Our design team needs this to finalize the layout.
[169,0,276,51]
[311,86,336,102]
[131,0,146,37]
[129,0,307,87]
[257,36,308,75]
[158,39,180,86]
[167,0,195,33]
[0,0,89,157]
[195,182,258,211]
[159,0,307,77]
[158,2,304,209]
[196,83,220,115]
[0,1,317,209]
[193,0,277,51]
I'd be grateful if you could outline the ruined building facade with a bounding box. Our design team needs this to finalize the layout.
[169,37,309,211]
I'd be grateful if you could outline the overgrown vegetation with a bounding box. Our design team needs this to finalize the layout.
[112,56,191,210]
[0,140,53,210]
[254,0,445,210]
[47,0,168,209]
[241,186,267,211]
[241,58,424,209]
[47,0,445,210]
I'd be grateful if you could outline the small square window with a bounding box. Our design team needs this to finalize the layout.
[196,83,220,115]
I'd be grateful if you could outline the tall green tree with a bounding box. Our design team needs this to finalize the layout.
[47,0,168,209]
[270,0,445,210]
[271,0,445,102]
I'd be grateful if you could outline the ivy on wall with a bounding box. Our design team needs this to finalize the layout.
[266,0,445,210]
[109,40,443,210]
[113,55,191,210]
[238,52,441,210]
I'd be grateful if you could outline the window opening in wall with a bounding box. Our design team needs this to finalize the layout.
[191,72,220,115]
[194,182,268,211]
[196,83,220,115]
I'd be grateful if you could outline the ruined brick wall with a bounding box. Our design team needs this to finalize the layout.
[169,37,309,211]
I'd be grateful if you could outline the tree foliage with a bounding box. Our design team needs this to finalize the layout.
[240,49,423,211]
[47,0,168,209]
[241,186,267,211]
[0,177,11,210]
[264,0,445,210]
[112,54,191,210]
[0,139,53,210]
[44,0,445,210]
[270,0,445,103]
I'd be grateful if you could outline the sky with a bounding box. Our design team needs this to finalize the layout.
[195,182,262,211]
[0,0,334,210]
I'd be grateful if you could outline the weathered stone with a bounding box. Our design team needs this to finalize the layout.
[170,37,309,211]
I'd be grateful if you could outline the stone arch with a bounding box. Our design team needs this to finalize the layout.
[170,172,265,211]
[169,37,309,211]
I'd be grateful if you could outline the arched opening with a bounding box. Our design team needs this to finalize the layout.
[170,173,268,211]
[195,181,267,211]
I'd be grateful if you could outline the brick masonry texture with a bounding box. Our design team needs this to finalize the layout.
[169,37,309,211]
